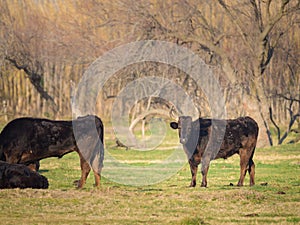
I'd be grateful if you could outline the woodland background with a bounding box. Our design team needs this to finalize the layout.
[0,0,299,147]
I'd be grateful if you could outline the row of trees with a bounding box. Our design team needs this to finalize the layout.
[0,0,299,146]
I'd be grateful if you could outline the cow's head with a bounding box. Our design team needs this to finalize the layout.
[170,116,193,144]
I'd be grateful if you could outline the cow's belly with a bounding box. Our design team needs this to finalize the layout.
[215,146,239,159]
[19,145,76,163]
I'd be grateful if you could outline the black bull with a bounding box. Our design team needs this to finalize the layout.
[0,115,104,188]
[170,116,259,187]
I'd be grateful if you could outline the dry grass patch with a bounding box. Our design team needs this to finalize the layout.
[0,143,298,224]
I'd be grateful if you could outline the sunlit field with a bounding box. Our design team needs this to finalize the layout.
[0,125,299,225]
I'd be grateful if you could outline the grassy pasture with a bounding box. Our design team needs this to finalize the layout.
[0,126,299,224]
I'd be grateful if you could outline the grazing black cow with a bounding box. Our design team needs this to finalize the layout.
[0,161,48,189]
[170,116,259,187]
[0,115,104,188]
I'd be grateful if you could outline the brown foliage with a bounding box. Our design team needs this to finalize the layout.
[0,0,299,145]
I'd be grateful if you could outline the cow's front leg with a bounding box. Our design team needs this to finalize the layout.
[27,161,40,172]
[189,159,198,187]
[200,164,210,187]
[201,155,211,187]
[76,156,91,189]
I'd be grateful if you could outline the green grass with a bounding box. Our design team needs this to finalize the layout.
[0,126,299,224]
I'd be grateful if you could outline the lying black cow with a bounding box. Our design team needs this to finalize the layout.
[0,115,104,188]
[170,116,259,187]
[0,161,48,189]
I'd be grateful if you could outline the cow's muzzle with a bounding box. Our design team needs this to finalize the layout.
[180,138,187,144]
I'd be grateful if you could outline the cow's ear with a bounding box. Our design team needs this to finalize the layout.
[170,122,178,129]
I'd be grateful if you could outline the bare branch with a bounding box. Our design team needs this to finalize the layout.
[129,109,172,132]
[274,93,300,103]
[217,0,254,54]
[250,0,264,31]
[5,56,56,104]
[269,106,281,144]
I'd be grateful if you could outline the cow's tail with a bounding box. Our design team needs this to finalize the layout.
[89,132,104,174]
[0,146,4,161]
[98,121,104,171]
[91,117,104,173]
[0,136,5,161]
[248,116,259,154]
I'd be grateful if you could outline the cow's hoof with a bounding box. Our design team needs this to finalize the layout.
[73,180,79,186]
[74,180,85,189]
[93,184,100,189]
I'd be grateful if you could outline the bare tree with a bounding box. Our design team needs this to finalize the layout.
[0,0,110,117]
[107,0,299,146]
[0,1,58,113]
[269,99,300,144]
[0,0,298,147]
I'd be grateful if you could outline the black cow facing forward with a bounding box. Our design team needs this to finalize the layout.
[0,115,104,188]
[0,161,48,189]
[170,116,258,187]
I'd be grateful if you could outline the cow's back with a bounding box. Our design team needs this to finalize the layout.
[217,116,258,159]
[0,117,75,163]
[190,117,258,160]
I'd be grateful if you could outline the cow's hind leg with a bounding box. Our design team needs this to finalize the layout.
[93,169,101,188]
[76,155,91,189]
[248,150,255,186]
[237,148,248,186]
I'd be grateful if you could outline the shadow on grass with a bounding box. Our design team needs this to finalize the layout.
[39,169,49,174]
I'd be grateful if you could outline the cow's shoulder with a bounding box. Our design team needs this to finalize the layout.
[198,118,212,128]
